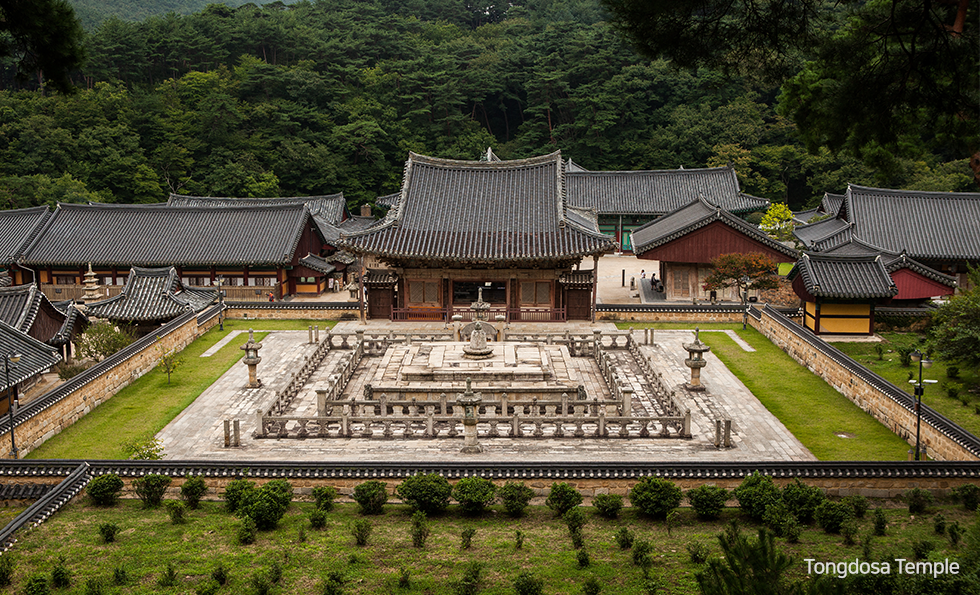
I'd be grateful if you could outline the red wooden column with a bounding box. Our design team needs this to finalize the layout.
[591,255,598,322]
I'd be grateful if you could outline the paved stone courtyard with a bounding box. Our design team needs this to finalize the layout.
[158,322,814,462]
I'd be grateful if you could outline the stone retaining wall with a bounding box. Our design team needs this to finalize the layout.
[749,309,977,462]
[1,313,219,457]
[597,310,803,326]
[224,308,358,321]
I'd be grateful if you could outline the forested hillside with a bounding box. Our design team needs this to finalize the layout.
[67,0,300,30]
[0,0,972,211]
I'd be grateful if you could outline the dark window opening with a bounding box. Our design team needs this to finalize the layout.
[453,281,506,304]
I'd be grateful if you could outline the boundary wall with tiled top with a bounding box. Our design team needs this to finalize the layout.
[747,305,980,462]
[0,306,222,458]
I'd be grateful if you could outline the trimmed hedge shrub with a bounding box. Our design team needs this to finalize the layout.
[87,474,124,507]
[396,474,452,515]
[546,482,582,517]
[629,477,682,518]
[223,478,255,513]
[237,480,293,530]
[733,472,780,521]
[904,488,934,514]
[498,481,534,517]
[133,474,171,508]
[953,484,980,511]
[180,476,207,509]
[592,493,623,519]
[452,477,497,515]
[815,500,852,534]
[353,481,388,515]
[312,486,338,511]
[687,485,728,520]
[782,479,825,523]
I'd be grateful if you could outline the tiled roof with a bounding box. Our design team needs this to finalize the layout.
[0,284,83,347]
[788,253,898,299]
[49,301,87,347]
[364,269,397,285]
[821,239,958,288]
[842,185,980,260]
[375,193,401,208]
[0,319,61,390]
[565,159,589,172]
[168,193,347,225]
[793,217,852,249]
[339,152,615,264]
[630,195,798,259]
[298,254,336,274]
[821,193,844,216]
[22,203,311,267]
[85,267,217,323]
[0,207,50,264]
[327,250,356,265]
[565,166,769,215]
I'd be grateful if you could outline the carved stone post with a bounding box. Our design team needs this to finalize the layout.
[240,329,263,388]
[458,377,483,454]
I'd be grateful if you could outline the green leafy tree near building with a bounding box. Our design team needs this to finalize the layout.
[929,266,980,370]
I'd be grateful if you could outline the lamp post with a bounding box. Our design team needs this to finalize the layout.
[740,275,750,330]
[910,349,933,461]
[4,353,21,459]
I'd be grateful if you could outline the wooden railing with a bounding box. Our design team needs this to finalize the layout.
[391,306,445,321]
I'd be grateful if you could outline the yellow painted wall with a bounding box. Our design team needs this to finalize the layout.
[819,316,870,334]
[295,283,320,294]
[820,303,870,316]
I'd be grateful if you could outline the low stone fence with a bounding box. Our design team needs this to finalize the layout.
[0,307,221,457]
[224,302,360,321]
[262,335,336,417]
[749,305,980,461]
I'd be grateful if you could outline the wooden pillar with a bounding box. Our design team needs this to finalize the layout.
[358,257,365,324]
[111,266,118,286]
[243,266,249,287]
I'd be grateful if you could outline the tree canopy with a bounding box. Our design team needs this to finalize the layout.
[929,267,980,370]
[0,0,86,93]
[701,253,780,298]
[602,0,979,182]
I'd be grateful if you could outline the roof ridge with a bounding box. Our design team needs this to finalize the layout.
[565,165,733,176]
[408,151,562,170]
[848,185,980,200]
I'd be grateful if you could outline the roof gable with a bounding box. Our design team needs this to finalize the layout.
[0,318,61,388]
[788,253,898,299]
[85,266,216,322]
[0,206,50,263]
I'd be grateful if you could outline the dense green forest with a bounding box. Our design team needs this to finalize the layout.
[67,0,301,30]
[0,0,972,211]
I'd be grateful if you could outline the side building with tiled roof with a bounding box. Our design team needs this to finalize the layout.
[0,207,52,286]
[794,185,980,288]
[21,202,329,302]
[338,151,616,322]
[630,195,798,302]
[84,267,216,332]
[0,284,87,360]
[565,166,769,252]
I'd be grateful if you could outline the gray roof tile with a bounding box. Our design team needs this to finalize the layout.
[565,166,768,215]
[298,254,336,274]
[339,152,615,263]
[788,253,898,299]
[85,267,216,322]
[0,207,50,263]
[168,193,347,225]
[0,319,61,389]
[22,203,311,267]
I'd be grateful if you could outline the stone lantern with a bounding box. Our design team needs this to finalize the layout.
[470,287,491,322]
[682,328,710,391]
[458,377,483,453]
[240,328,263,388]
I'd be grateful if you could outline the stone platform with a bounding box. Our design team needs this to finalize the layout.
[387,343,571,385]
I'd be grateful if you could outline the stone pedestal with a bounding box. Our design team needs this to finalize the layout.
[458,377,483,453]
[463,321,493,359]
[683,328,710,391]
[240,329,263,388]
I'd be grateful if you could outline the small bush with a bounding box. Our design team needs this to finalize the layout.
[57,363,88,381]
[211,564,229,586]
[452,562,483,595]
[158,563,178,587]
[912,539,935,560]
[461,527,476,549]
[564,508,587,533]
[904,488,934,514]
[873,508,888,536]
[298,526,306,542]
[452,477,496,515]
[352,480,388,515]
[180,476,208,509]
[83,578,106,595]
[577,549,590,568]
[629,477,683,519]
[499,481,534,517]
[397,568,411,589]
[166,500,187,524]
[948,366,960,379]
[269,559,283,584]
[87,474,124,507]
[896,345,914,367]
[224,478,256,513]
[762,500,793,537]
[862,534,874,559]
[513,571,544,595]
[733,472,781,521]
[23,574,49,595]
[687,541,710,564]
[632,539,653,569]
[953,484,980,511]
[397,474,452,515]
[945,381,963,400]
[410,511,430,548]
[51,556,71,588]
[0,555,12,587]
[873,344,884,360]
[310,508,328,529]
[687,485,728,520]
[237,516,257,545]
[570,529,585,550]
[843,495,869,519]
[515,529,525,550]
[815,501,852,534]
[97,522,120,544]
[250,572,271,595]
[238,480,293,530]
[321,571,345,595]
[783,517,802,544]
[592,493,623,519]
[195,579,220,595]
[841,517,859,545]
[582,577,602,595]
[134,474,171,508]
[546,482,583,517]
[352,519,372,546]
[112,567,128,586]
[312,486,338,511]
[949,521,963,547]
[782,479,825,524]
[615,527,635,550]
[934,513,947,535]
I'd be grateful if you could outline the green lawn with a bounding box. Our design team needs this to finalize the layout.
[26,319,334,460]
[7,496,975,595]
[834,333,980,439]
[617,323,910,460]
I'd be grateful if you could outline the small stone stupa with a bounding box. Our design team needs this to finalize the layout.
[463,321,493,359]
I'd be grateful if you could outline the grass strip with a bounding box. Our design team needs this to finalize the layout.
[700,329,910,460]
[26,319,334,460]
